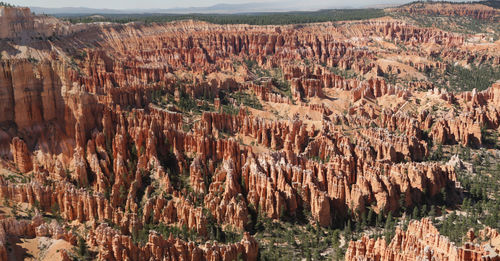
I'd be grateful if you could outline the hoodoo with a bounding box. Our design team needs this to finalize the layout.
[0,1,499,260]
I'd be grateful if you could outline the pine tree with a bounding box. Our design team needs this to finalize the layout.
[313,248,321,261]
[440,188,447,205]
[77,236,89,259]
[399,193,407,215]
[385,212,393,230]
[345,220,352,241]
[412,206,419,220]
[306,248,312,261]
[361,211,367,229]
[331,229,340,247]
[384,212,394,244]
[367,208,374,227]
[315,222,321,245]
[421,204,428,217]
[376,210,383,228]
[429,205,436,219]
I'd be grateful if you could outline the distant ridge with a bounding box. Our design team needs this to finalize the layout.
[27,0,498,15]
[30,1,356,15]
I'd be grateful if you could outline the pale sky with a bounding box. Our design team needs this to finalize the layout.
[6,0,472,10]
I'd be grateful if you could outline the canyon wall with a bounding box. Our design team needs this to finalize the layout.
[0,6,77,39]
[387,2,499,20]
[0,5,499,260]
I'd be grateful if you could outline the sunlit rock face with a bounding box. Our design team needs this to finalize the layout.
[346,218,500,261]
[0,3,499,260]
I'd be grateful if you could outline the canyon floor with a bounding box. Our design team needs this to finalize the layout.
[0,1,499,260]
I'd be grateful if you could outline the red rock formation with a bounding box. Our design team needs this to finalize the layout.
[0,215,75,261]
[388,2,499,20]
[9,137,32,172]
[346,218,500,261]
[0,60,66,129]
[0,18,470,229]
[0,5,499,260]
[88,223,258,261]
[0,6,77,39]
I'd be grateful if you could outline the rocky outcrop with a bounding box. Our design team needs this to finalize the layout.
[141,194,208,235]
[0,5,499,260]
[0,215,74,261]
[0,59,104,167]
[0,217,37,261]
[388,2,499,20]
[10,137,32,172]
[345,218,500,261]
[0,60,66,129]
[0,14,471,227]
[89,223,258,261]
[0,6,85,39]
